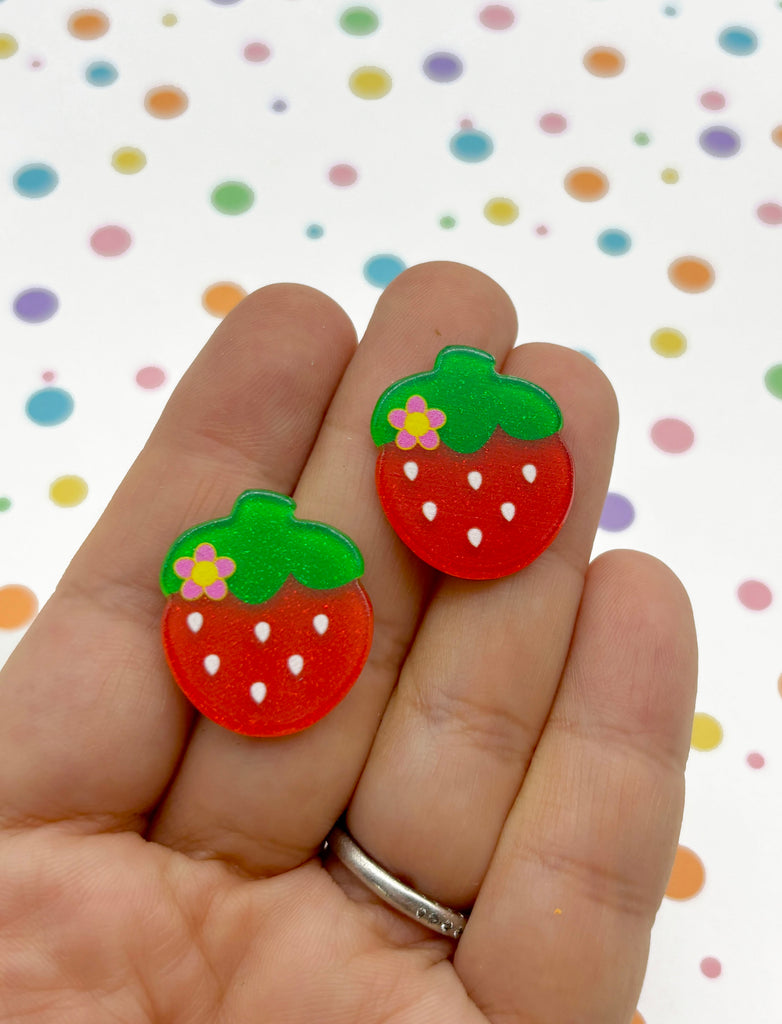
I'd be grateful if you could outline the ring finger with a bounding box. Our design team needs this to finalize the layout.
[344,342,619,910]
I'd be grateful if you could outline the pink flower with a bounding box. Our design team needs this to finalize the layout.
[174,542,236,600]
[388,395,446,450]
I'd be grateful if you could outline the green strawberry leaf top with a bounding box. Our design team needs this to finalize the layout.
[370,345,563,455]
[160,490,365,605]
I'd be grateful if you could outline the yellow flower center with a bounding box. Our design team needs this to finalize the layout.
[191,561,219,587]
[404,411,430,437]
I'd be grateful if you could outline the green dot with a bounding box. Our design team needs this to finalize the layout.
[0,497,10,512]
[211,181,255,216]
[339,6,379,35]
[764,364,782,398]
[439,215,456,229]
[634,131,650,146]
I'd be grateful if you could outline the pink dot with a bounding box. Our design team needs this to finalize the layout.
[757,202,782,225]
[737,580,773,611]
[535,224,549,236]
[747,752,765,769]
[31,58,44,69]
[460,118,474,129]
[90,225,132,258]
[650,417,695,453]
[479,4,516,30]
[243,42,271,63]
[700,957,722,979]
[700,90,726,110]
[135,365,166,389]
[328,163,358,187]
[42,370,55,382]
[539,112,567,134]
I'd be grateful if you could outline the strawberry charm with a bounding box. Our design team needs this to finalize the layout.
[160,491,373,737]
[371,346,574,580]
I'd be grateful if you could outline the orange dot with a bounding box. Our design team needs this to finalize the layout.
[665,845,705,900]
[583,46,625,77]
[777,672,782,698]
[668,256,715,293]
[772,125,782,148]
[564,166,609,202]
[67,8,110,40]
[0,584,39,630]
[631,1012,646,1024]
[144,85,189,120]
[202,282,247,318]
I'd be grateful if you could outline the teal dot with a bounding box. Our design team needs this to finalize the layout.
[13,163,58,198]
[449,129,493,163]
[25,387,74,426]
[663,5,677,15]
[634,131,650,145]
[0,497,10,512]
[439,215,456,229]
[306,223,324,238]
[85,60,118,86]
[597,228,632,255]
[363,253,406,287]
[718,26,758,55]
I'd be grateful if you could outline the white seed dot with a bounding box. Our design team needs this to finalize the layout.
[254,621,271,643]
[249,682,267,705]
[501,502,516,522]
[403,461,419,481]
[203,654,220,676]
[187,612,203,633]
[313,614,329,635]
[468,470,482,490]
[422,501,437,521]
[467,528,483,548]
[288,654,304,676]
[522,464,537,483]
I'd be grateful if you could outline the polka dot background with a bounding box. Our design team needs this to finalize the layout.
[2,3,781,1019]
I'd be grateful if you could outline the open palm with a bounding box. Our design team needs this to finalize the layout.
[0,263,696,1023]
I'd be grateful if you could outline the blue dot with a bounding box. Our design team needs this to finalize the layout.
[306,224,324,239]
[85,60,118,86]
[718,26,758,55]
[449,129,494,163]
[363,254,406,288]
[423,52,463,82]
[25,387,74,426]
[598,228,632,256]
[13,163,58,198]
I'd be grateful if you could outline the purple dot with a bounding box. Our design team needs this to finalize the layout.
[699,126,740,157]
[13,287,59,323]
[423,51,463,83]
[600,492,635,532]
[271,98,288,112]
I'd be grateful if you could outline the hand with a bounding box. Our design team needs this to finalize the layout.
[0,263,697,1023]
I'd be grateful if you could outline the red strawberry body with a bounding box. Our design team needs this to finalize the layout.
[162,577,371,737]
[376,429,573,579]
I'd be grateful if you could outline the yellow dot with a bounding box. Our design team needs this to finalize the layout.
[162,13,177,26]
[111,146,147,174]
[691,712,723,751]
[49,475,89,508]
[650,327,687,358]
[484,197,519,225]
[349,66,392,99]
[202,281,247,318]
[191,561,218,587]
[0,33,18,58]
[661,167,679,184]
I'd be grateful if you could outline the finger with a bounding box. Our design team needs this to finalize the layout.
[149,262,520,873]
[0,284,357,831]
[457,549,698,1024]
[344,344,619,908]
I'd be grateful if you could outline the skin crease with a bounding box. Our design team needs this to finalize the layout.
[0,263,697,1024]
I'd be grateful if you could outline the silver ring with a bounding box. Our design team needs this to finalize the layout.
[325,824,469,940]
